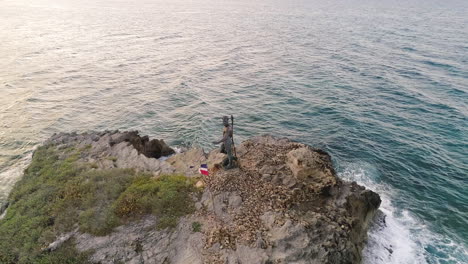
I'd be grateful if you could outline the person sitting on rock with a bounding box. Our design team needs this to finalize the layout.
[212,116,236,169]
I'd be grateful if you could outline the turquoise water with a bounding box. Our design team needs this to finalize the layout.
[0,0,467,262]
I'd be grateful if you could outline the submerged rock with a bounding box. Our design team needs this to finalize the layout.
[7,132,381,264]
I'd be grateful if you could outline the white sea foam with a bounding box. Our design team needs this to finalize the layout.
[338,162,468,264]
[0,155,32,220]
[0,157,31,201]
[158,146,183,161]
[0,209,7,220]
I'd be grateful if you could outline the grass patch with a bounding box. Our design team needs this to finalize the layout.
[80,144,92,151]
[0,144,197,263]
[114,175,197,229]
[192,221,202,232]
[105,156,117,162]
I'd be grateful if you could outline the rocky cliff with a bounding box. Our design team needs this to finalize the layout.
[0,131,380,264]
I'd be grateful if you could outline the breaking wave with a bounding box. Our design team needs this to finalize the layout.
[338,162,468,264]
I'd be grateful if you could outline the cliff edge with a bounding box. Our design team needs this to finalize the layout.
[0,131,380,264]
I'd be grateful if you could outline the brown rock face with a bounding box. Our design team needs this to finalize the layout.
[286,146,337,192]
[44,133,380,264]
[198,135,381,264]
[109,130,175,158]
[46,130,177,174]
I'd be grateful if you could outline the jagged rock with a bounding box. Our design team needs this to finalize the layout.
[109,131,175,159]
[47,130,176,173]
[269,220,313,262]
[200,135,380,263]
[107,141,174,173]
[74,216,204,264]
[227,245,269,264]
[260,212,277,230]
[43,229,78,252]
[195,180,205,189]
[228,194,242,209]
[0,202,9,216]
[206,149,226,168]
[286,146,337,192]
[37,133,380,264]
[167,148,207,177]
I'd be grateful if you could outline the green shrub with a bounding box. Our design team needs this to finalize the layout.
[0,144,198,263]
[114,175,197,229]
[0,146,89,263]
[192,221,202,232]
[54,168,141,235]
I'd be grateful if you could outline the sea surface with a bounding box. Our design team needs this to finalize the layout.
[0,0,467,262]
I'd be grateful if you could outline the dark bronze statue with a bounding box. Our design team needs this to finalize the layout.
[212,116,237,169]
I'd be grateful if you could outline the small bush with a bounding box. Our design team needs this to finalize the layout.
[55,168,141,235]
[0,144,198,263]
[114,175,197,229]
[192,221,202,232]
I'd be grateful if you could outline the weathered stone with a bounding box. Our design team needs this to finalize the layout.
[228,194,242,209]
[167,148,207,177]
[109,131,175,159]
[75,216,204,264]
[260,212,277,230]
[0,201,9,217]
[206,149,226,169]
[43,229,78,252]
[37,133,380,264]
[200,190,214,212]
[195,180,205,189]
[286,147,337,192]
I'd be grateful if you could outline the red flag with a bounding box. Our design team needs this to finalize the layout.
[199,164,209,176]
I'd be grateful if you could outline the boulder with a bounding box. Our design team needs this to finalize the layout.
[110,131,175,159]
[37,133,380,264]
[286,147,337,192]
[167,148,207,177]
[74,216,205,264]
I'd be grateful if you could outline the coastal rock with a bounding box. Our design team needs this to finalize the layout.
[167,148,207,177]
[0,202,8,216]
[43,229,78,252]
[286,146,337,192]
[74,216,205,264]
[109,130,175,159]
[47,130,176,174]
[200,135,381,263]
[10,132,380,264]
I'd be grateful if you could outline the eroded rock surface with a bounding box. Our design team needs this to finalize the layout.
[197,135,381,264]
[44,132,380,264]
[74,216,205,264]
[47,130,175,174]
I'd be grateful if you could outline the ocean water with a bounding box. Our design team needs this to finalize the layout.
[0,0,467,262]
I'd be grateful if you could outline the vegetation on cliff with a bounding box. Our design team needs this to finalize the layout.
[0,131,381,264]
[0,145,197,263]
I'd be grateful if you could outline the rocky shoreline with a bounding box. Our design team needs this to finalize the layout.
[0,131,381,264]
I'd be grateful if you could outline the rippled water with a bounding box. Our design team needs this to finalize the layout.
[1,0,467,262]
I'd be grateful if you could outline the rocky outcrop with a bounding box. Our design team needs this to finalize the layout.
[74,216,205,264]
[0,202,8,220]
[286,146,337,192]
[38,132,380,264]
[47,130,176,174]
[108,131,175,158]
[195,135,381,264]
